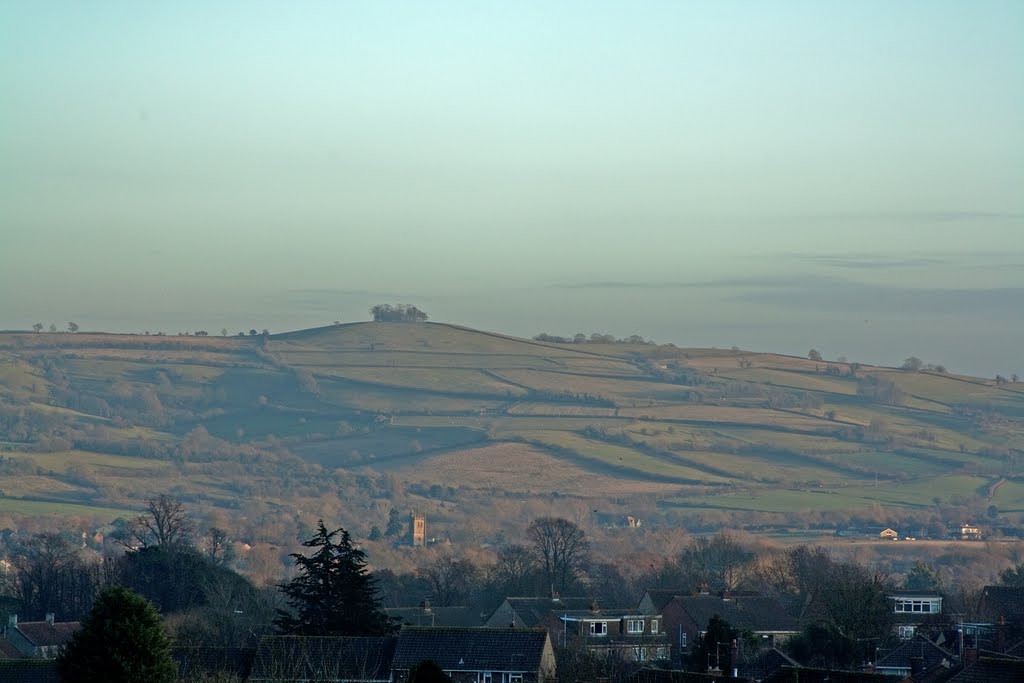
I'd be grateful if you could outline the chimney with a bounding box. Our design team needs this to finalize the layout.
[998,616,1006,653]
[46,613,54,625]
[964,647,978,665]
[590,600,600,614]
[7,614,16,628]
[910,656,924,676]
[420,599,432,615]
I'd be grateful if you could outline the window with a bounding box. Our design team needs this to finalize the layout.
[478,673,492,683]
[651,619,659,633]
[590,621,607,636]
[627,619,644,634]
[680,632,687,648]
[894,598,940,614]
[899,626,916,640]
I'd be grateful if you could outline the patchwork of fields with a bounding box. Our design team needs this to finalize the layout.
[1,322,1022,528]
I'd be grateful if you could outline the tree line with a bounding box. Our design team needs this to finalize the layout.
[534,332,656,345]
[9,495,1024,681]
[370,304,429,322]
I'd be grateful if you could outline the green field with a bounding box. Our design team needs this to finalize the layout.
[0,321,1021,527]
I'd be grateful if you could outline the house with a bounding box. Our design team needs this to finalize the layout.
[946,656,1024,682]
[249,635,396,683]
[648,593,798,658]
[887,591,944,639]
[761,666,893,683]
[873,634,956,678]
[980,586,1024,626]
[172,646,256,681]
[956,524,982,541]
[3,614,80,659]
[484,597,617,629]
[556,608,669,662]
[388,602,484,628]
[390,627,556,683]
[736,646,802,681]
[835,526,899,540]
[0,639,24,659]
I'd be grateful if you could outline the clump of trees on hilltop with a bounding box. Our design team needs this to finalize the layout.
[370,304,429,322]
[534,331,655,345]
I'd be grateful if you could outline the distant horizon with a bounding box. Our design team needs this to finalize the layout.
[3,3,1021,380]
[3,297,1018,381]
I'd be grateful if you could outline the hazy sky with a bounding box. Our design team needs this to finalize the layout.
[2,2,1022,375]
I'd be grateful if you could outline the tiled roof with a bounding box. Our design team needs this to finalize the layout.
[0,659,60,683]
[629,667,750,683]
[875,635,955,672]
[0,639,25,659]
[762,666,893,683]
[172,646,255,680]
[250,636,397,682]
[14,621,80,647]
[388,606,485,628]
[981,586,1024,621]
[641,589,686,612]
[947,657,1024,683]
[673,595,798,633]
[499,598,610,627]
[739,647,801,680]
[391,627,548,672]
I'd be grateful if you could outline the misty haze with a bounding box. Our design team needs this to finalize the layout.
[1,3,1022,682]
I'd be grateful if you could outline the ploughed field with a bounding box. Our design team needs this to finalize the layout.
[1,322,1022,524]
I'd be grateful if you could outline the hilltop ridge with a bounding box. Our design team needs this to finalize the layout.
[0,321,1022,543]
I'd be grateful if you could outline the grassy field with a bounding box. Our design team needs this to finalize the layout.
[0,321,1020,528]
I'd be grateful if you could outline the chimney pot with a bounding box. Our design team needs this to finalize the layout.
[7,614,16,627]
[46,613,54,625]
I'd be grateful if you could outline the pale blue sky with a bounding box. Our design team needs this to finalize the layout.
[2,2,1022,374]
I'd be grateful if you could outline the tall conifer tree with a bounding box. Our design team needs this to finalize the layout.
[275,521,397,635]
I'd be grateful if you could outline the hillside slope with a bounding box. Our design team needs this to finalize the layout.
[1,322,1022,538]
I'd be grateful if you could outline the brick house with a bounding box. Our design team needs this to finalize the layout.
[887,590,944,640]
[391,627,556,683]
[638,591,798,661]
[3,614,80,659]
[554,608,669,663]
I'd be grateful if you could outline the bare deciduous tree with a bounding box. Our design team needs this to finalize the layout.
[126,494,193,549]
[419,555,479,607]
[526,517,589,593]
[492,544,540,595]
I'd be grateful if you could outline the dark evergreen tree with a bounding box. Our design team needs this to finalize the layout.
[275,520,397,635]
[688,615,735,675]
[407,659,453,683]
[58,586,175,683]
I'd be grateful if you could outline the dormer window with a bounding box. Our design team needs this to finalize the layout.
[590,621,607,636]
[893,597,941,614]
[627,619,644,634]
